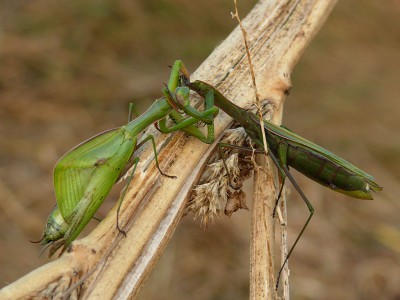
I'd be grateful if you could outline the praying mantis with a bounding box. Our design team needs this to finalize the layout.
[164,61,382,285]
[37,61,218,256]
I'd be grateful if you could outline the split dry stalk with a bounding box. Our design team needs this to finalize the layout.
[0,0,337,299]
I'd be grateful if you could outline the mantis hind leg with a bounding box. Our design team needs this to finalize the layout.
[268,150,314,290]
[217,141,315,289]
[116,134,176,235]
[272,177,286,218]
[137,134,176,178]
[116,157,139,236]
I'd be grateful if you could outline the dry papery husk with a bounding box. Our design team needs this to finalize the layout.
[186,126,256,225]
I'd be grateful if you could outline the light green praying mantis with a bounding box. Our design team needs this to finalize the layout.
[36,61,219,256]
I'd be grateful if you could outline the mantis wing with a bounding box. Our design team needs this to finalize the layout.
[54,127,136,220]
[254,115,382,192]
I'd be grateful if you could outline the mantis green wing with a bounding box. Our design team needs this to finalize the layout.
[54,127,136,220]
[249,114,382,197]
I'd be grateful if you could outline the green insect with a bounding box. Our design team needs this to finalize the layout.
[37,61,219,256]
[163,61,382,286]
[185,79,381,198]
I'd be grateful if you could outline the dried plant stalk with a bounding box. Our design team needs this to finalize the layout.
[0,0,337,299]
[251,154,277,299]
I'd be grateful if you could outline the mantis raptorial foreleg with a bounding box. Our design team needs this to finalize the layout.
[157,61,219,144]
[156,108,216,143]
[165,60,215,124]
[158,85,218,144]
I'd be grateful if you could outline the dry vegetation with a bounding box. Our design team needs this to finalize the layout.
[0,0,399,299]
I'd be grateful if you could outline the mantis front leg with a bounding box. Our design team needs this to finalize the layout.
[157,60,219,144]
[157,102,217,144]
[157,110,216,144]
[165,60,219,124]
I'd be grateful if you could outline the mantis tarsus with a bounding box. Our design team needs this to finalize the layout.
[37,61,218,256]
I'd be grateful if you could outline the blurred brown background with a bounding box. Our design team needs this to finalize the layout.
[0,1,399,299]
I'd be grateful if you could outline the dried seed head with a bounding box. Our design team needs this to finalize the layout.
[187,179,227,225]
[187,126,254,226]
[187,154,241,225]
[221,127,248,145]
[225,189,248,218]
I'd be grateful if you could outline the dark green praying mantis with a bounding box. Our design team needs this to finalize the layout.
[162,62,382,286]
[37,61,219,256]
[183,78,382,199]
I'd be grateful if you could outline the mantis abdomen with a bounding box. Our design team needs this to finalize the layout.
[262,126,380,200]
[285,142,373,199]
